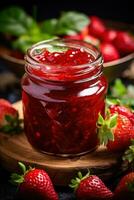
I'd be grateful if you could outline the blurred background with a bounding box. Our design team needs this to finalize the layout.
[0,0,133,24]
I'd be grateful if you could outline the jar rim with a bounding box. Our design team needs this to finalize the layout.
[25,38,103,82]
[25,38,103,68]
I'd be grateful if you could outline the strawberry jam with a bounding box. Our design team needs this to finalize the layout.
[22,39,108,156]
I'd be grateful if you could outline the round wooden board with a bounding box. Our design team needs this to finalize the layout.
[0,101,121,186]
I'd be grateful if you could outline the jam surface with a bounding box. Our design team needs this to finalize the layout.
[35,48,95,65]
[22,46,107,155]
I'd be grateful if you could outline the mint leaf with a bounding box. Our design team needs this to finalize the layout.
[111,79,127,98]
[56,11,90,35]
[41,19,58,35]
[13,33,54,53]
[41,11,90,36]
[46,45,68,53]
[0,6,39,36]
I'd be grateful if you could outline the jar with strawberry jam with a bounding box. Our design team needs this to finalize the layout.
[22,39,108,157]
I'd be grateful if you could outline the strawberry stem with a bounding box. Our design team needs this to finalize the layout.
[127,181,134,192]
[10,162,33,186]
[0,114,23,134]
[97,112,117,146]
[69,170,90,190]
[123,139,134,170]
[18,162,27,175]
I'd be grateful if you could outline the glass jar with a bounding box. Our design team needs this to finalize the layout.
[22,39,108,157]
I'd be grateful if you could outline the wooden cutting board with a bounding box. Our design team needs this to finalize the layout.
[0,101,121,186]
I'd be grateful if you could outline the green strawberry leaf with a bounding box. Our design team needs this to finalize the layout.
[127,181,134,192]
[97,113,117,146]
[97,113,105,126]
[0,114,23,134]
[109,114,117,128]
[10,173,24,185]
[123,140,134,163]
[10,162,33,186]
[18,162,27,174]
[78,171,83,179]
[98,126,114,145]
[69,170,90,190]
[5,115,13,122]
[106,97,121,107]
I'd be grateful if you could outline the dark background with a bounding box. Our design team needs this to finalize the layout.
[0,0,133,24]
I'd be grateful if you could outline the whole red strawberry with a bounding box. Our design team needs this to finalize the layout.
[84,35,100,47]
[102,29,118,43]
[114,31,134,55]
[0,98,23,133]
[114,172,134,200]
[97,111,134,152]
[88,16,106,39]
[11,162,59,200]
[69,171,113,200]
[100,42,120,62]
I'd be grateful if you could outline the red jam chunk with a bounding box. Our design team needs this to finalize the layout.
[22,47,107,155]
[29,48,96,82]
[35,48,95,65]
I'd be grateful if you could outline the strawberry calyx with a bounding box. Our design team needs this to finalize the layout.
[106,97,121,107]
[69,170,90,190]
[123,139,134,168]
[127,180,134,192]
[97,111,118,145]
[10,162,33,185]
[0,114,23,134]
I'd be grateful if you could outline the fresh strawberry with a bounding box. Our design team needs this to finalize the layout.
[0,98,23,133]
[80,26,89,38]
[100,42,120,62]
[102,29,118,43]
[114,31,134,55]
[69,171,113,200]
[114,172,134,200]
[84,35,100,47]
[88,16,106,39]
[122,139,134,171]
[0,98,12,107]
[11,162,59,200]
[97,111,134,152]
[109,105,134,125]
